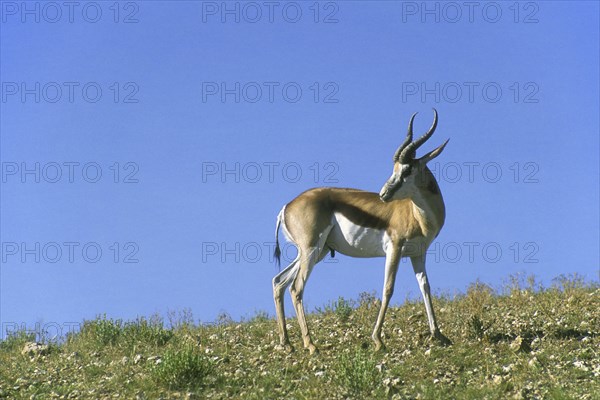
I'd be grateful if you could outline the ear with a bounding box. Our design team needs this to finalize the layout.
[417,139,449,165]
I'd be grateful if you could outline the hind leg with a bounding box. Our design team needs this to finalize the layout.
[273,257,300,351]
[289,246,328,355]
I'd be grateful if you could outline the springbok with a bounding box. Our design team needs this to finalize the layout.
[272,109,451,353]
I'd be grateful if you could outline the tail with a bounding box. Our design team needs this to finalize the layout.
[274,207,285,269]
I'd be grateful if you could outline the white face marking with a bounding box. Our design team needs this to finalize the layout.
[380,162,418,201]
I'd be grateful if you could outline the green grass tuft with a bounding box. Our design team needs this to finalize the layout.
[335,348,381,396]
[151,346,215,390]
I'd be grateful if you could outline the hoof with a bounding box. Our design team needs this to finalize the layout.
[307,344,319,355]
[373,339,387,352]
[275,343,295,353]
[433,331,452,347]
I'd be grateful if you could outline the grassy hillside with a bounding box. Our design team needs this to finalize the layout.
[1,275,598,399]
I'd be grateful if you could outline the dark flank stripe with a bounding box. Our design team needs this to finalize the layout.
[333,201,389,230]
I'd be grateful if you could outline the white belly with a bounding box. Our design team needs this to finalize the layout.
[327,212,388,258]
[326,213,432,259]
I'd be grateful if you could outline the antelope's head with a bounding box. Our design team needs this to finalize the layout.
[379,109,449,202]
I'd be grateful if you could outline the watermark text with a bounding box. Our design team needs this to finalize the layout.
[201,1,339,23]
[2,82,140,104]
[201,81,339,103]
[201,161,339,184]
[2,242,140,264]
[401,1,539,24]
[2,162,139,184]
[1,1,140,23]
[401,81,539,104]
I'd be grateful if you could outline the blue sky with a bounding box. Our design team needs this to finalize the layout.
[1,1,598,337]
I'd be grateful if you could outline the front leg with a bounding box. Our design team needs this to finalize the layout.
[410,254,451,346]
[372,243,402,351]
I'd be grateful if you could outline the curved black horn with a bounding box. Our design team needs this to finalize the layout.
[393,112,417,161]
[398,108,438,162]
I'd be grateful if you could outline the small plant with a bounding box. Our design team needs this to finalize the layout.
[465,281,495,312]
[333,297,353,322]
[358,291,378,310]
[152,345,214,390]
[335,349,380,396]
[122,317,173,347]
[80,316,123,346]
[468,315,487,340]
[504,273,541,297]
[0,330,36,352]
[215,312,234,326]
[167,308,195,329]
[551,273,588,292]
[249,310,271,323]
[317,296,354,322]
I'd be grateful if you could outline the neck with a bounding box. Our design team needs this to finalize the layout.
[409,167,445,238]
